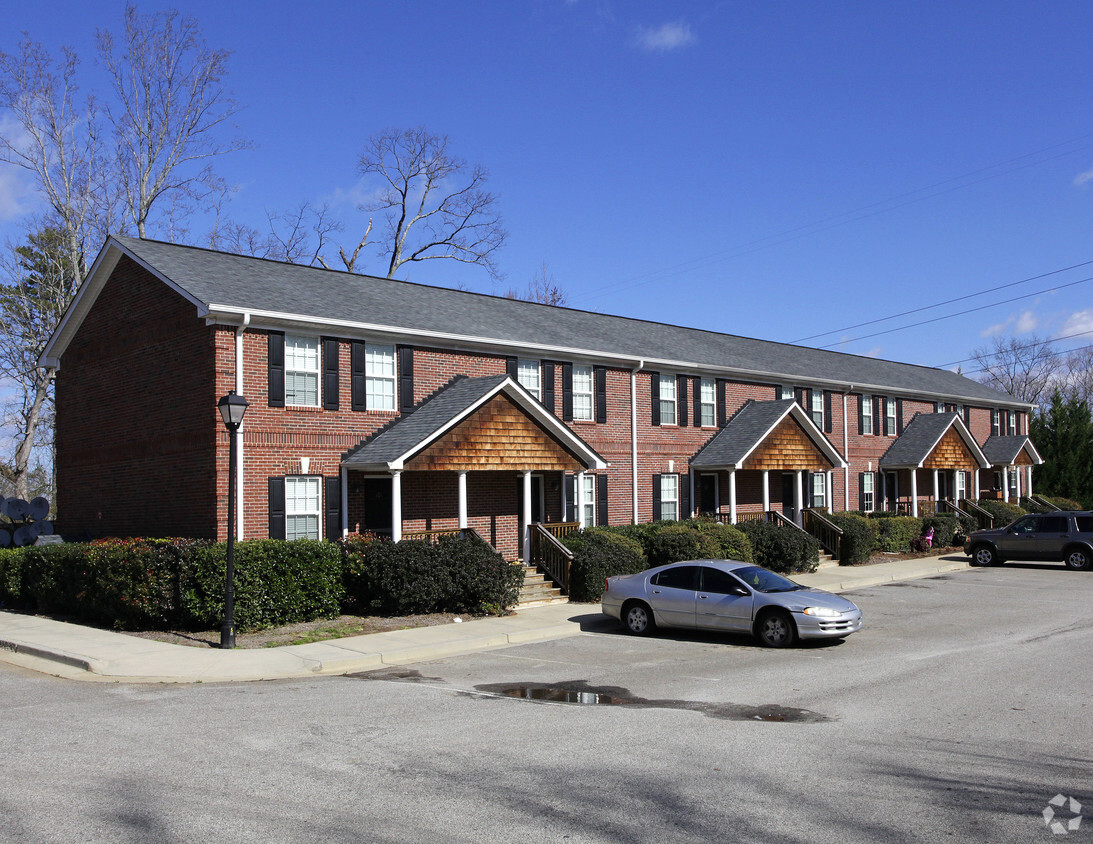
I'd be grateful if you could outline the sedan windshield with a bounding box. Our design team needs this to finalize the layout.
[732,566,801,593]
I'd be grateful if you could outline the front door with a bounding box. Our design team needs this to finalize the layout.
[886,472,898,511]
[781,474,796,521]
[699,474,718,514]
[362,477,393,535]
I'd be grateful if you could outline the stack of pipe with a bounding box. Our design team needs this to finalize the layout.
[0,496,53,547]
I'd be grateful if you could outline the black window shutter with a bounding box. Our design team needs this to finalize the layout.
[595,366,607,424]
[677,375,689,427]
[804,389,814,420]
[268,332,285,408]
[542,362,555,414]
[562,362,574,421]
[794,387,805,408]
[596,474,608,526]
[717,379,727,427]
[322,338,339,411]
[268,477,286,539]
[398,346,415,413]
[506,356,519,379]
[652,474,662,519]
[692,378,702,427]
[680,473,690,519]
[963,405,971,427]
[897,399,904,434]
[857,395,865,435]
[651,372,661,426]
[351,341,366,411]
[325,476,341,540]
[565,474,576,522]
[824,390,833,433]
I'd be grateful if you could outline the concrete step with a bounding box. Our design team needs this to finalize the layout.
[517,566,567,607]
[815,554,839,571]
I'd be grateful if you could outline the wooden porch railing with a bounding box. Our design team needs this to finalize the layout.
[539,521,581,541]
[939,498,972,520]
[529,523,574,593]
[959,498,994,530]
[401,527,492,546]
[802,508,844,559]
[1025,495,1060,512]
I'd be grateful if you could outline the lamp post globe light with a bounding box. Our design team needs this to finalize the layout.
[217,390,249,649]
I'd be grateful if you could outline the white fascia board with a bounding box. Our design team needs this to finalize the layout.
[1023,439,1045,465]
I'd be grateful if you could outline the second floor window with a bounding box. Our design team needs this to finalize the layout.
[700,378,716,427]
[886,398,897,435]
[991,409,1000,437]
[573,365,593,421]
[811,391,824,428]
[285,334,320,407]
[517,359,540,400]
[366,343,396,410]
[1008,411,1017,435]
[659,375,677,425]
[861,395,873,435]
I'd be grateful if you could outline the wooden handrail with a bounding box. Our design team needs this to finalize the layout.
[802,508,843,559]
[529,523,574,592]
[941,498,972,520]
[1029,494,1061,511]
[959,498,994,530]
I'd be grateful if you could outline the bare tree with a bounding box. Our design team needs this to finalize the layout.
[358,127,507,279]
[506,261,567,306]
[972,335,1061,406]
[0,227,77,499]
[1061,345,1093,406]
[97,4,249,238]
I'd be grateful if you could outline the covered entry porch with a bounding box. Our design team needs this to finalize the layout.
[981,435,1044,504]
[340,375,604,560]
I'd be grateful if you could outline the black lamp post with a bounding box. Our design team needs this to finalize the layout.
[217,390,249,649]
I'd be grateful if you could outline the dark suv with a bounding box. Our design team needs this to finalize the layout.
[964,512,1093,570]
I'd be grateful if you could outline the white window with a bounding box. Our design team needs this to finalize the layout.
[581,474,596,527]
[366,343,396,410]
[811,473,826,509]
[991,409,1000,437]
[285,334,320,407]
[573,365,593,421]
[659,375,677,425]
[955,471,966,500]
[861,395,873,435]
[659,474,679,521]
[780,385,794,400]
[862,472,875,512]
[517,359,540,400]
[285,476,321,540]
[811,391,824,428]
[1007,412,1017,435]
[886,399,897,435]
[699,378,716,427]
[1008,469,1019,497]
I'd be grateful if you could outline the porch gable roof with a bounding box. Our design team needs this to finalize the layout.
[981,434,1044,466]
[879,412,989,470]
[340,374,605,472]
[689,399,846,471]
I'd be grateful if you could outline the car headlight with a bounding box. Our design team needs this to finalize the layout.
[802,606,841,618]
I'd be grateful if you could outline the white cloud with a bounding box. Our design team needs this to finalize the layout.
[1075,168,1093,187]
[0,115,40,221]
[1058,308,1093,337]
[981,320,1008,338]
[981,309,1040,337]
[1015,310,1040,333]
[864,346,883,358]
[633,21,695,52]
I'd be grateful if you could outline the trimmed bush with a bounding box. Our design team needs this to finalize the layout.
[873,516,922,552]
[920,514,960,548]
[1046,495,1083,511]
[736,520,821,573]
[683,519,753,562]
[562,528,646,602]
[826,512,876,564]
[975,499,1025,528]
[645,523,722,566]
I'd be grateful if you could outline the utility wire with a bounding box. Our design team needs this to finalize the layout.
[938,328,1093,369]
[961,341,1093,376]
[816,275,1093,349]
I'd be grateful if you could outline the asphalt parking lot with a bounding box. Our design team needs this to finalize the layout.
[1,564,1091,843]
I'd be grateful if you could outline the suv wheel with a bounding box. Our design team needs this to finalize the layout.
[973,545,1000,567]
[1064,547,1092,571]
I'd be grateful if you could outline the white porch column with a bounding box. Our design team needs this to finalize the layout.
[826,470,834,511]
[1015,465,1022,500]
[522,470,533,562]
[1027,466,1033,499]
[689,470,695,519]
[729,469,737,524]
[761,470,770,513]
[932,469,939,504]
[794,471,803,525]
[340,466,349,537]
[1003,467,1011,502]
[577,471,587,527]
[390,470,403,542]
[560,471,568,521]
[973,468,980,500]
[457,471,468,529]
[911,470,919,517]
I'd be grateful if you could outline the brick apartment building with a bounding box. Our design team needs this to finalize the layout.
[41,236,1042,560]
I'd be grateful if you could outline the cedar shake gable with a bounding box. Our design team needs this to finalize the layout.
[880,412,989,470]
[982,435,1044,467]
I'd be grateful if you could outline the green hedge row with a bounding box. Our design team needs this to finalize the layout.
[0,535,520,632]
[735,520,821,574]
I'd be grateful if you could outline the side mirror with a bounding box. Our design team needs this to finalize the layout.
[731,585,750,597]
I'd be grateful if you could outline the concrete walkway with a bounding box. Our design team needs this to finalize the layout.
[0,553,971,683]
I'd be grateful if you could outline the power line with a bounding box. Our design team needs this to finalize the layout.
[793,260,1093,343]
[938,328,1093,369]
[816,275,1093,349]
[961,341,1093,376]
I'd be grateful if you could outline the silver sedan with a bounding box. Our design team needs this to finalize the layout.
[601,559,863,647]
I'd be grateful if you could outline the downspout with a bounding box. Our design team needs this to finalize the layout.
[235,314,250,538]
[631,360,644,524]
[843,387,852,512]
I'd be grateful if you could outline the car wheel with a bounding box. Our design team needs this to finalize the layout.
[756,610,796,648]
[972,545,999,567]
[622,601,655,636]
[1064,548,1092,571]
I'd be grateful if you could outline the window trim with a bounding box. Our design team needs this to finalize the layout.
[285,475,322,541]
[885,398,897,436]
[365,342,397,411]
[810,391,824,429]
[810,472,826,509]
[699,378,716,427]
[284,333,321,408]
[861,394,873,435]
[660,473,679,521]
[572,364,594,421]
[862,472,875,513]
[659,374,678,426]
[580,473,595,527]
[517,358,541,400]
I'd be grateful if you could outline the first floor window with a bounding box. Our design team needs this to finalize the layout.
[862,472,875,512]
[581,474,596,526]
[700,378,716,427]
[660,474,679,521]
[1009,469,1019,498]
[366,343,396,410]
[659,375,677,425]
[518,359,541,400]
[955,470,966,500]
[573,365,593,420]
[286,476,321,540]
[811,473,826,508]
[285,334,320,407]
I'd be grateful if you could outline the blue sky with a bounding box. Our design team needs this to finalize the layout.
[3,1,1093,374]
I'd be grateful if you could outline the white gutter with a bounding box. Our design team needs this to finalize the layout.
[631,360,644,524]
[843,388,852,511]
[235,313,250,538]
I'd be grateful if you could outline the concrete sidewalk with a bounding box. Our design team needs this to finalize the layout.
[0,553,971,683]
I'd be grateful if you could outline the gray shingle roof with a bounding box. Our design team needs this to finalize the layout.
[880,412,988,468]
[107,235,1027,407]
[690,399,844,469]
[982,435,1043,466]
